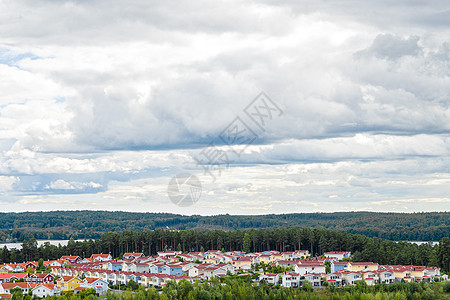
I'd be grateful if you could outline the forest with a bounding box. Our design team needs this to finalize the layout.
[104,279,450,300]
[2,228,449,273]
[0,211,448,242]
[10,278,450,300]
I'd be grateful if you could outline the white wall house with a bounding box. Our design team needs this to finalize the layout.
[294,264,326,276]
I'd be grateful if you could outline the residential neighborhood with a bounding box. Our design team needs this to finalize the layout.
[0,248,446,298]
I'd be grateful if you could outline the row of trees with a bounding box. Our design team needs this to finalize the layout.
[1,211,448,242]
[20,278,450,300]
[0,228,448,272]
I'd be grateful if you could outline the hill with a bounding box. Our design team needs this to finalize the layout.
[0,211,448,242]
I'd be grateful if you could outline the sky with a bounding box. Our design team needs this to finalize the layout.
[0,0,449,214]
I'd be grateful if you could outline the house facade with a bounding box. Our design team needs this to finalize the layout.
[31,284,58,297]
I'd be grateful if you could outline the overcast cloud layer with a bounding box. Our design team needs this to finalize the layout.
[0,0,449,214]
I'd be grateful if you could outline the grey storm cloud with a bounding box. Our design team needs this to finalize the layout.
[0,0,449,213]
[357,34,421,59]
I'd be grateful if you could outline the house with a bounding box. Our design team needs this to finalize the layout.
[324,251,351,260]
[91,254,112,262]
[122,262,132,272]
[149,262,165,274]
[281,252,295,260]
[347,262,379,272]
[384,265,442,282]
[138,274,152,287]
[0,283,36,294]
[123,253,144,260]
[281,251,308,260]
[0,273,28,283]
[339,271,363,286]
[106,272,118,285]
[331,261,349,273]
[130,273,144,284]
[145,274,168,288]
[161,264,183,276]
[31,283,58,297]
[180,262,199,274]
[259,273,280,285]
[128,263,150,273]
[361,271,379,286]
[294,263,326,276]
[23,262,38,271]
[377,270,395,284]
[117,272,133,285]
[157,251,182,258]
[143,274,173,288]
[304,273,323,287]
[3,264,24,273]
[258,254,274,264]
[276,260,301,268]
[81,278,109,295]
[25,273,54,284]
[189,264,234,280]
[60,256,82,264]
[204,257,222,264]
[281,272,301,288]
[107,261,123,271]
[294,250,310,258]
[325,273,343,286]
[226,251,245,257]
[178,254,196,262]
[232,257,253,270]
[56,276,81,291]
[300,257,327,264]
[48,260,65,268]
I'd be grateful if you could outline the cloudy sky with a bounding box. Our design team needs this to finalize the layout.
[0,0,449,214]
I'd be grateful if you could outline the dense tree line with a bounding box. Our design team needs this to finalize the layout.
[11,277,450,299]
[1,228,449,272]
[0,211,448,242]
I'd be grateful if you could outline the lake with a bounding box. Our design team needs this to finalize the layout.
[0,239,87,250]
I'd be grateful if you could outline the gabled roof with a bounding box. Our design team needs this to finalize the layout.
[59,276,80,282]
[91,254,111,258]
[297,262,325,267]
[277,260,300,264]
[233,257,252,262]
[1,282,37,289]
[84,277,102,284]
[29,273,53,279]
[283,271,299,276]
[32,283,55,291]
[0,273,28,279]
[123,253,143,257]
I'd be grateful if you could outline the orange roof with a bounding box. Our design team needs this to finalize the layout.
[60,256,80,260]
[33,283,55,290]
[91,254,110,259]
[59,276,79,282]
[1,283,37,289]
[29,273,53,279]
[84,277,100,284]
[123,253,143,257]
[0,273,27,279]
